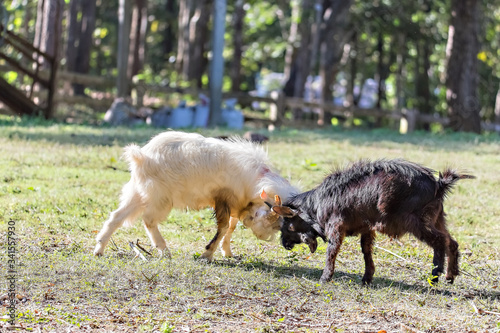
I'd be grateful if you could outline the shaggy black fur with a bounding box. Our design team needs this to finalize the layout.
[275,159,474,284]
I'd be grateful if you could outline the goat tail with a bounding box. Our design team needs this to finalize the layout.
[436,169,475,199]
[123,144,145,168]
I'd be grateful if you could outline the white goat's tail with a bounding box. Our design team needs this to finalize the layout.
[123,144,145,169]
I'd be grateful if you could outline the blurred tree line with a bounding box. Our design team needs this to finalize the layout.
[2,0,499,132]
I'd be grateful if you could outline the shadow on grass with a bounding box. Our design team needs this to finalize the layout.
[1,116,499,151]
[272,128,500,152]
[4,126,161,147]
[210,256,500,301]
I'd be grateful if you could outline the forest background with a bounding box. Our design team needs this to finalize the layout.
[1,0,500,133]
[1,1,500,331]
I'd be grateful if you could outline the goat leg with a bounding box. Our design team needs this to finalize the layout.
[320,223,345,283]
[201,198,231,261]
[360,231,376,285]
[220,217,239,257]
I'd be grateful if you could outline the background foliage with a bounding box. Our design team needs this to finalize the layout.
[2,0,499,126]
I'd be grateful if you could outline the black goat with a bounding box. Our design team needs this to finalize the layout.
[272,159,474,284]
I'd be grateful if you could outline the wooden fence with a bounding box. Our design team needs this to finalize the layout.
[0,24,58,118]
[49,71,437,132]
[2,66,499,133]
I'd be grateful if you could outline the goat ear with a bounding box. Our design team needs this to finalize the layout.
[274,195,282,206]
[272,206,296,218]
[260,189,270,201]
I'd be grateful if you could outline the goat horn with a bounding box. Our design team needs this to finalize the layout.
[275,195,282,206]
[260,189,270,201]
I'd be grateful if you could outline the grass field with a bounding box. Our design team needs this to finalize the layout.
[0,117,499,332]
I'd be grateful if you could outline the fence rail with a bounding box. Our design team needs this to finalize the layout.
[0,24,58,118]
[1,66,499,132]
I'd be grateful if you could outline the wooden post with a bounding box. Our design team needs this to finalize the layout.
[45,0,62,119]
[134,78,145,108]
[208,0,226,127]
[400,108,418,134]
[269,90,285,129]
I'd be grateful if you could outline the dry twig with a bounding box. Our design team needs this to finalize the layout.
[248,313,267,322]
[374,245,408,262]
[129,241,148,261]
[135,239,152,256]
[468,300,500,316]
[468,299,479,314]
[103,304,116,317]
[110,237,120,251]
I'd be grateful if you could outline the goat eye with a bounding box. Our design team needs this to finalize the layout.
[288,224,295,232]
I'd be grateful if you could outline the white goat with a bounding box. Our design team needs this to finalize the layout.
[93,131,298,260]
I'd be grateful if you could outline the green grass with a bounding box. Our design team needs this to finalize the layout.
[0,116,499,332]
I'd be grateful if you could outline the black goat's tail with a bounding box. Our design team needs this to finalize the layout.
[436,169,475,199]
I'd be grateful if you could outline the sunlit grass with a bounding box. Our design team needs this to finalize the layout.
[0,117,499,331]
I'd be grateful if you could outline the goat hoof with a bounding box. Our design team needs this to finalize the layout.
[361,277,372,285]
[319,275,332,284]
[93,244,104,256]
[158,248,172,259]
[445,275,455,284]
[199,251,214,262]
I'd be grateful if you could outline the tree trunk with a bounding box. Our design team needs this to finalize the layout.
[33,0,63,119]
[176,0,193,77]
[282,0,299,82]
[445,0,481,133]
[230,0,245,92]
[293,0,313,98]
[35,0,63,69]
[73,0,96,95]
[208,0,226,127]
[415,39,432,130]
[346,32,357,107]
[33,0,44,52]
[163,0,177,56]
[318,0,353,108]
[128,0,148,80]
[287,0,314,120]
[308,0,322,97]
[65,0,96,95]
[187,0,212,87]
[375,32,384,109]
[65,0,81,74]
[117,0,132,97]
[395,32,406,110]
